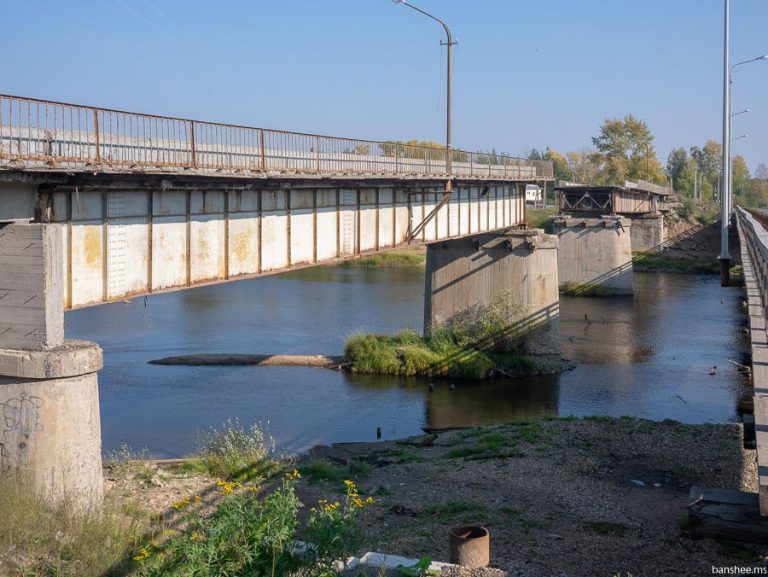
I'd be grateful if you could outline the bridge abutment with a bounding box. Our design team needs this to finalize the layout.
[423,229,560,358]
[554,216,633,295]
[0,223,103,510]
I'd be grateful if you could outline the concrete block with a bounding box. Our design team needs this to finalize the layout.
[0,223,64,350]
[554,216,633,295]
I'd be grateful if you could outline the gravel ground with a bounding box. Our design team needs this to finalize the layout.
[295,417,765,577]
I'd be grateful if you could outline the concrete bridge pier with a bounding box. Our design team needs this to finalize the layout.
[553,215,634,295]
[629,214,665,252]
[0,223,103,510]
[423,229,560,358]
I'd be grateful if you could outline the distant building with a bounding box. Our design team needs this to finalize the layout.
[525,184,542,206]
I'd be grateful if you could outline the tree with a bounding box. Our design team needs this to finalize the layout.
[566,149,600,184]
[755,163,768,180]
[666,148,689,192]
[527,148,544,161]
[590,115,666,185]
[732,155,751,198]
[544,149,572,182]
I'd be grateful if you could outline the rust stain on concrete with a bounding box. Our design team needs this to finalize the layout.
[83,227,101,266]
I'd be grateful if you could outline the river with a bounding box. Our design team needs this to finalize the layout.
[65,266,751,457]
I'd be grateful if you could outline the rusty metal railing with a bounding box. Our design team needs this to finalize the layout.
[0,94,553,180]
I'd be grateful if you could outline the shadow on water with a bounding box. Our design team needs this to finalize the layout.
[66,266,751,457]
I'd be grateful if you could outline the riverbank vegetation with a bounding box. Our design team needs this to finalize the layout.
[559,281,612,297]
[632,252,720,274]
[341,249,425,268]
[1,422,368,577]
[3,417,764,576]
[344,293,543,379]
[525,207,556,233]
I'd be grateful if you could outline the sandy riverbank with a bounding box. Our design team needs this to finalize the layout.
[294,417,764,577]
[96,417,767,577]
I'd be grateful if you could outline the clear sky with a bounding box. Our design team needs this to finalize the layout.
[1,0,766,171]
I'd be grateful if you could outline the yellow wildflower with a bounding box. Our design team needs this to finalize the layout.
[190,531,205,542]
[172,496,191,510]
[194,495,202,503]
[285,469,301,480]
[133,546,152,562]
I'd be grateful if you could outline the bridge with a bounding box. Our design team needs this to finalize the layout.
[0,94,553,310]
[0,94,557,507]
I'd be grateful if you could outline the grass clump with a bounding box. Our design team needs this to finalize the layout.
[424,500,485,523]
[632,252,719,275]
[341,249,426,268]
[0,474,151,577]
[345,293,542,380]
[559,281,612,297]
[298,460,371,486]
[526,208,557,233]
[194,418,278,481]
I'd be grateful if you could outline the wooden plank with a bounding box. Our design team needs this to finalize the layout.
[688,486,768,543]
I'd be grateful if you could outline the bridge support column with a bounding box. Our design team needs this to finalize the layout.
[629,214,665,251]
[424,229,560,358]
[0,223,103,510]
[554,216,633,295]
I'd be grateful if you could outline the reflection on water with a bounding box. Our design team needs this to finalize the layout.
[65,267,750,457]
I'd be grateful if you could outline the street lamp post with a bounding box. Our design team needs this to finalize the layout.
[393,0,456,175]
[719,0,730,286]
[728,56,767,216]
[719,0,767,285]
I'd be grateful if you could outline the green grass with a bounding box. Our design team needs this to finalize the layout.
[0,474,152,577]
[424,500,485,523]
[341,249,425,268]
[446,430,518,459]
[193,419,278,481]
[559,281,612,297]
[298,460,371,485]
[526,208,557,233]
[344,328,540,381]
[632,252,719,275]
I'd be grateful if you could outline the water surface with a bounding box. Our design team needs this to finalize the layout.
[65,267,750,457]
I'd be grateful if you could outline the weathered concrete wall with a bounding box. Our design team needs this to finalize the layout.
[554,216,633,295]
[0,223,103,510]
[629,214,665,251]
[424,230,560,357]
[29,180,526,309]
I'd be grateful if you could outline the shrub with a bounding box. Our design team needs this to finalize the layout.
[196,419,277,481]
[136,473,372,577]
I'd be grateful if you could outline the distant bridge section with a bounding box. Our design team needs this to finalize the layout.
[0,94,553,309]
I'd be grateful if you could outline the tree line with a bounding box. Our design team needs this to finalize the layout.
[525,114,767,208]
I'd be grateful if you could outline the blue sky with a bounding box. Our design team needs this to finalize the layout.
[1,0,767,170]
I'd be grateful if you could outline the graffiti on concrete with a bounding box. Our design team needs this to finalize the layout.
[2,392,44,435]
